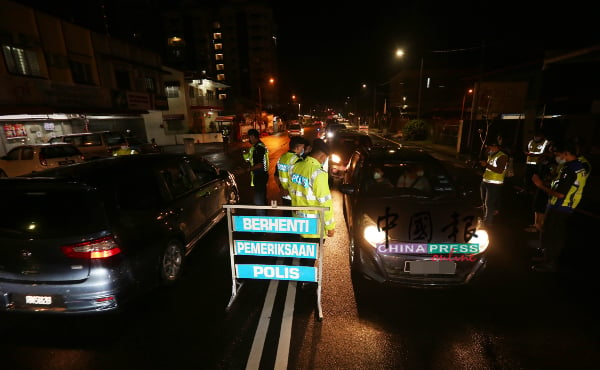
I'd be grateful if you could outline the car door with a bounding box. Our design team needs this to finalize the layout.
[187,156,228,229]
[0,146,31,177]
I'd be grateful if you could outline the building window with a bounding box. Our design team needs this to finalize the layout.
[145,77,155,92]
[70,60,94,85]
[214,43,223,50]
[115,69,131,90]
[215,53,223,61]
[2,45,41,76]
[165,86,179,98]
[217,73,225,81]
[213,32,222,40]
[216,64,224,71]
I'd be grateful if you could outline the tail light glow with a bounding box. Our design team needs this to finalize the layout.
[61,236,122,259]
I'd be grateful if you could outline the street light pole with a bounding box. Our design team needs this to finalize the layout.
[417,56,424,122]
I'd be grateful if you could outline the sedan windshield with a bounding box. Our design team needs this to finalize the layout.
[362,161,456,196]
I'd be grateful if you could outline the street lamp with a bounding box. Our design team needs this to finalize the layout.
[457,88,473,155]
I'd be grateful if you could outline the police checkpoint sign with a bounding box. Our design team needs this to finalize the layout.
[236,264,317,282]
[233,215,318,234]
[235,240,318,259]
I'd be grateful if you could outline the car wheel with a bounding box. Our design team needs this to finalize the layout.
[159,241,185,284]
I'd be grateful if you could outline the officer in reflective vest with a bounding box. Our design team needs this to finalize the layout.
[274,136,306,215]
[288,138,335,241]
[531,139,588,272]
[525,129,550,189]
[479,139,508,226]
[243,129,269,215]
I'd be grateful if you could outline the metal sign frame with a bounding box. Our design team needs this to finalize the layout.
[223,202,328,320]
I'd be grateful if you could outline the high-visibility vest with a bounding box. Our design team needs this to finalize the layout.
[526,139,549,165]
[482,150,508,184]
[549,159,587,211]
[288,156,335,239]
[243,141,269,186]
[276,151,302,200]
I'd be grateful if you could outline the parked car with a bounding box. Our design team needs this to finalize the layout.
[49,131,160,160]
[326,128,372,184]
[0,153,239,314]
[287,122,304,137]
[338,144,489,292]
[0,143,85,177]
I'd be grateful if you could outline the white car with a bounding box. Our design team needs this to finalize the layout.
[0,143,85,177]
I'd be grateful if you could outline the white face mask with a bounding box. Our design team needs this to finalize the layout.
[555,156,566,165]
[416,170,424,177]
[298,149,304,157]
[373,172,382,180]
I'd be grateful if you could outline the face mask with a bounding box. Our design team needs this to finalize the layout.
[373,172,382,180]
[555,156,566,165]
[298,149,304,157]
[416,170,424,177]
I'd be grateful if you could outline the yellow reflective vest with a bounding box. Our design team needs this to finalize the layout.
[276,151,302,200]
[288,156,335,239]
[243,141,269,186]
[482,150,508,184]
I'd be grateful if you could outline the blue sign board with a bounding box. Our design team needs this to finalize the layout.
[236,264,316,282]
[235,240,318,259]
[233,215,318,234]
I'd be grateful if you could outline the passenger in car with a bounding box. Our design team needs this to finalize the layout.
[396,164,431,191]
[368,167,393,190]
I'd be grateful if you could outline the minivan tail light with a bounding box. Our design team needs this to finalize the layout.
[61,236,122,259]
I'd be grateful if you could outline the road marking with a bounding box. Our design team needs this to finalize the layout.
[245,258,298,370]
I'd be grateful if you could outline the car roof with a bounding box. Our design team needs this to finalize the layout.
[363,144,436,162]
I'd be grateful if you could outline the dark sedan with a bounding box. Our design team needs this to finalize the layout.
[339,144,490,290]
[0,153,239,314]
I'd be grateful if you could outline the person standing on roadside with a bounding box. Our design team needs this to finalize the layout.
[531,139,588,272]
[479,139,509,226]
[243,128,269,216]
[524,129,550,191]
[274,136,306,215]
[288,139,336,275]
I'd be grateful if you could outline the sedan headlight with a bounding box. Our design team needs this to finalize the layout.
[471,228,490,253]
[362,214,386,246]
[330,153,341,164]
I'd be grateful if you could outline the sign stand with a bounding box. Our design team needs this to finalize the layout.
[223,202,327,321]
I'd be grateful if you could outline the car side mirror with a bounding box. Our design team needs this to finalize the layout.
[338,183,356,195]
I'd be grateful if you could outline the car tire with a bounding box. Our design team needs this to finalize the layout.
[228,187,240,204]
[159,240,185,284]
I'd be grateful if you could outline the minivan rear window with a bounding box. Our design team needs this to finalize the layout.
[0,186,107,238]
[41,146,81,158]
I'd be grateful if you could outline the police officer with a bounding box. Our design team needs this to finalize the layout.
[243,128,269,216]
[274,136,306,215]
[288,139,335,279]
[524,129,550,190]
[531,139,588,272]
[479,139,509,226]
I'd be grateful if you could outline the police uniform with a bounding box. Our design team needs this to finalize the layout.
[537,158,587,271]
[243,138,269,215]
[288,155,335,240]
[480,148,508,225]
[275,149,303,209]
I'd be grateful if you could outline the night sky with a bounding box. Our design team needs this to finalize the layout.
[11,0,599,107]
[272,0,599,106]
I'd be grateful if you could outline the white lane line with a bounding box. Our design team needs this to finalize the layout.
[245,278,279,370]
[274,259,298,369]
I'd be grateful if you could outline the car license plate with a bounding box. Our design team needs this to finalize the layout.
[25,295,52,305]
[59,160,75,165]
[404,260,456,275]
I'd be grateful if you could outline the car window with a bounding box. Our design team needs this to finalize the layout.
[41,145,80,158]
[21,147,34,160]
[0,186,107,238]
[5,148,20,160]
[188,158,218,186]
[160,163,196,198]
[106,132,126,146]
[81,134,103,146]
